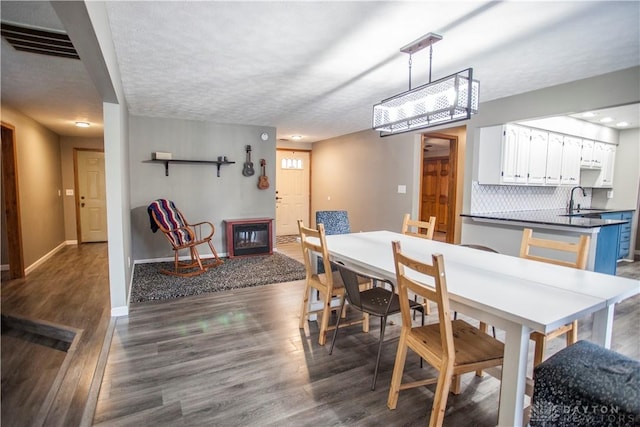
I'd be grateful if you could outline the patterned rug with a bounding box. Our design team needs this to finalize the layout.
[130,252,306,303]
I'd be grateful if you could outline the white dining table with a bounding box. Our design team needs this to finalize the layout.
[316,230,639,427]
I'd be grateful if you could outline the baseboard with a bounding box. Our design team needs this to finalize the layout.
[110,306,128,317]
[25,241,68,275]
[134,252,228,265]
[66,240,78,245]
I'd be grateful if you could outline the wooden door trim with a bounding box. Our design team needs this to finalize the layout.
[1,122,25,278]
[421,132,458,243]
[73,148,104,244]
[276,148,312,229]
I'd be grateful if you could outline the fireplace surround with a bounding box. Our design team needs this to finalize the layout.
[224,218,273,258]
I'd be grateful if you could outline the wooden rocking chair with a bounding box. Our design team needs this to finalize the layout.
[147,199,223,277]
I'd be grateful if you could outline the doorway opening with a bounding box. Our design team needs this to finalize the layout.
[275,149,311,243]
[1,122,25,279]
[420,130,461,244]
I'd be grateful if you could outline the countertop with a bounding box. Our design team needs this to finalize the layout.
[461,208,632,229]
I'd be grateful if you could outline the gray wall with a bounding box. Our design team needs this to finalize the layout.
[311,128,420,233]
[129,115,276,261]
[0,105,65,269]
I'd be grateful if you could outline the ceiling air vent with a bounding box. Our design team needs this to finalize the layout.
[1,22,79,60]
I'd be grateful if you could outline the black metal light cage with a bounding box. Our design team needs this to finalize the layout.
[372,68,479,137]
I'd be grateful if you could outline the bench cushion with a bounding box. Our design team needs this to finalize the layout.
[530,340,640,426]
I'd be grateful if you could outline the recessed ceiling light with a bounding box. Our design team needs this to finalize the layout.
[75,121,90,128]
[599,117,613,123]
[582,112,596,118]
[616,121,629,127]
[291,135,303,140]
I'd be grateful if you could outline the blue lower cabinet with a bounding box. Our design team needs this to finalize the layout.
[594,224,620,275]
[600,211,633,262]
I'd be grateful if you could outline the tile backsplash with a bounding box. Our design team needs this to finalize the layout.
[470,182,592,213]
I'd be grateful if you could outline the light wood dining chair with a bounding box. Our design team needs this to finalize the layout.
[519,228,590,366]
[297,220,368,345]
[401,213,436,240]
[388,241,504,427]
[401,213,437,315]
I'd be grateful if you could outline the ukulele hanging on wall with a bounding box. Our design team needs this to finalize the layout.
[242,145,255,177]
[258,159,270,190]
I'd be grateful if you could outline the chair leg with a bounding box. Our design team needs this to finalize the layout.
[371,315,387,391]
[451,374,462,395]
[299,282,312,329]
[566,320,578,346]
[532,333,547,367]
[318,290,332,346]
[387,330,409,410]
[329,298,347,355]
[430,365,454,427]
[414,295,431,320]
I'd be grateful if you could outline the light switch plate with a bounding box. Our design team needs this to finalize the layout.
[397,185,407,194]
[66,189,74,196]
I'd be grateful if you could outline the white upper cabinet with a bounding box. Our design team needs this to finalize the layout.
[478,124,532,185]
[560,136,582,185]
[592,141,606,169]
[528,129,548,185]
[580,139,594,167]
[581,139,605,169]
[545,132,564,185]
[599,144,616,187]
[477,124,610,187]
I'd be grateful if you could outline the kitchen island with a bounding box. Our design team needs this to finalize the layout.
[461,209,632,275]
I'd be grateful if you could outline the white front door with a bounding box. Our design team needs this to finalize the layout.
[76,150,108,242]
[275,150,310,236]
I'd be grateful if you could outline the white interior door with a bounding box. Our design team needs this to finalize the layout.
[276,150,310,236]
[76,150,108,242]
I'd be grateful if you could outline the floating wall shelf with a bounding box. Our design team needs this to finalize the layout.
[145,159,235,177]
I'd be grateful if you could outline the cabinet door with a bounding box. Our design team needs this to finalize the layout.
[514,126,531,184]
[580,139,594,167]
[528,129,548,185]
[545,133,563,185]
[591,142,605,169]
[600,144,616,187]
[560,136,581,185]
[501,125,520,183]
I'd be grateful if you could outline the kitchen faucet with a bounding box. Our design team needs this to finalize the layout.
[569,186,586,213]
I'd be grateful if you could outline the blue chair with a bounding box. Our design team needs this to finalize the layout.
[315,211,350,273]
[316,210,351,235]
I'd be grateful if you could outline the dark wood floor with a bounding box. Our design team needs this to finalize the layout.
[92,247,640,426]
[2,242,638,426]
[1,243,111,427]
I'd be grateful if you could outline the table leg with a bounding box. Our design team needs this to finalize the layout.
[591,305,615,349]
[497,321,530,427]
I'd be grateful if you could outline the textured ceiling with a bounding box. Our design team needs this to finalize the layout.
[1,1,639,141]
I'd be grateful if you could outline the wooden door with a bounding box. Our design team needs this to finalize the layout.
[75,149,107,242]
[1,123,24,278]
[275,150,310,236]
[422,157,449,233]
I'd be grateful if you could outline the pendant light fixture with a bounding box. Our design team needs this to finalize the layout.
[372,32,480,136]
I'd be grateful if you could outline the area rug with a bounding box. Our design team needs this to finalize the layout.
[130,252,306,303]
